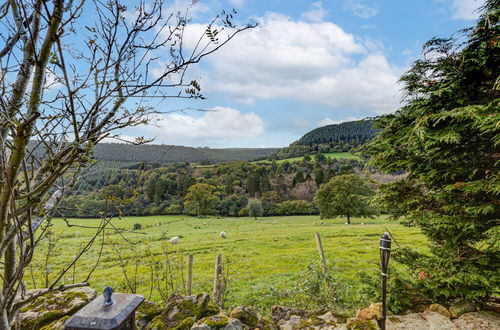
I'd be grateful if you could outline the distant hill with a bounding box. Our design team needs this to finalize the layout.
[276,118,377,159]
[91,143,279,164]
[293,118,376,146]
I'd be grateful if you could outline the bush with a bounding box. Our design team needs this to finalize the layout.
[238,207,249,217]
[132,223,142,230]
[164,204,182,215]
[269,200,316,216]
[247,198,264,219]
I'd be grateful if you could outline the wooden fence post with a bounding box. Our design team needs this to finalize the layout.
[315,233,327,273]
[186,254,194,296]
[213,254,222,306]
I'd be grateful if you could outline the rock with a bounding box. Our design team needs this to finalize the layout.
[191,315,243,330]
[278,313,342,330]
[136,301,162,329]
[452,311,500,329]
[449,300,477,319]
[256,316,279,330]
[16,287,97,330]
[483,301,500,314]
[426,303,451,319]
[385,310,456,329]
[145,315,167,330]
[278,315,301,330]
[161,293,210,328]
[355,303,382,321]
[229,306,259,327]
[345,318,378,330]
[39,315,70,330]
[272,306,309,322]
[317,312,339,324]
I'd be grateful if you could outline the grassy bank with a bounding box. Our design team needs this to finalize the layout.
[31,215,427,313]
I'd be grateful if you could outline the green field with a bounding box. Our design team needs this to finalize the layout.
[255,152,361,164]
[31,215,427,313]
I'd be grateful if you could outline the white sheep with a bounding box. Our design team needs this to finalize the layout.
[220,231,227,239]
[169,236,180,244]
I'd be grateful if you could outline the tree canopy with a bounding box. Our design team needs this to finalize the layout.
[314,174,376,224]
[184,183,220,217]
[363,0,499,304]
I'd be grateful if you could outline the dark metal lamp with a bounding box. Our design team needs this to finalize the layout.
[379,233,391,330]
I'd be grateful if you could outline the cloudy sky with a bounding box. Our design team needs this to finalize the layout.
[119,0,485,148]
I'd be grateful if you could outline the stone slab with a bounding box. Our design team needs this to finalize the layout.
[65,293,144,330]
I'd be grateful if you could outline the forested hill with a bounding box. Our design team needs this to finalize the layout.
[294,119,376,146]
[91,143,279,164]
[276,118,377,159]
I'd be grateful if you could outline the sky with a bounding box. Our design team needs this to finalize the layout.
[117,0,485,148]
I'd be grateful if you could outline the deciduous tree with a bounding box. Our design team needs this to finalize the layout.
[0,0,252,325]
[184,183,219,217]
[314,174,376,224]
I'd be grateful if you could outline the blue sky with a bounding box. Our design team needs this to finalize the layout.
[119,0,485,148]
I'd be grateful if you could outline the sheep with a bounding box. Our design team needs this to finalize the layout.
[169,236,180,244]
[220,231,227,239]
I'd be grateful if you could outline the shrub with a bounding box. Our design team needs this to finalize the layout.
[270,200,316,216]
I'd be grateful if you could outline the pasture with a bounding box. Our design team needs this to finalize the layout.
[30,215,427,312]
[254,152,361,164]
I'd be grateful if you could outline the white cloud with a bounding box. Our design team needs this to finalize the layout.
[176,13,402,114]
[228,0,245,6]
[446,0,484,20]
[132,107,264,145]
[317,116,361,127]
[343,0,379,19]
[301,2,327,22]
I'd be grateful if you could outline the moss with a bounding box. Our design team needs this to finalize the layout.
[256,317,278,330]
[164,293,208,323]
[136,301,162,324]
[346,318,378,330]
[145,315,167,330]
[203,315,229,328]
[21,310,65,330]
[172,317,195,330]
[39,315,70,330]
[202,304,220,317]
[229,306,258,327]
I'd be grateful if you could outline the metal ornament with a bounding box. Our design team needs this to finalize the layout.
[103,287,113,307]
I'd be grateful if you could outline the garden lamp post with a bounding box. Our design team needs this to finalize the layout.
[379,233,391,330]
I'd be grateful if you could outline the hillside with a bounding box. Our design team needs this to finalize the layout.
[91,144,278,164]
[27,141,277,165]
[276,118,377,159]
[294,118,376,146]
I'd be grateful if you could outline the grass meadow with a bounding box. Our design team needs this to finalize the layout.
[254,152,361,164]
[30,215,427,313]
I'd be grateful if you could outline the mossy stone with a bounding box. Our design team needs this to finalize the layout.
[346,317,378,330]
[145,315,167,330]
[136,301,162,329]
[17,287,96,330]
[229,306,258,327]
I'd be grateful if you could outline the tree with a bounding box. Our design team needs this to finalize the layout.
[184,183,220,217]
[246,170,261,197]
[363,1,499,304]
[314,174,376,224]
[313,166,325,186]
[0,0,252,325]
[247,198,263,220]
[314,153,326,163]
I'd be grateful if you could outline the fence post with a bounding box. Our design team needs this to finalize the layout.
[315,233,327,273]
[186,254,194,296]
[213,254,222,306]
